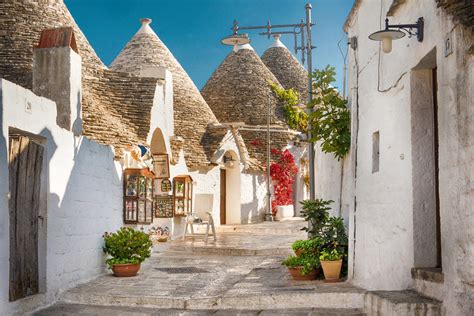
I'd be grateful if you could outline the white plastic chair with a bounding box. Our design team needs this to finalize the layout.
[182,194,216,242]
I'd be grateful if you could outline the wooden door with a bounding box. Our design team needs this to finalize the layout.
[220,169,226,225]
[8,136,44,301]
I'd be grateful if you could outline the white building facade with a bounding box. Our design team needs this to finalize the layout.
[333,0,473,314]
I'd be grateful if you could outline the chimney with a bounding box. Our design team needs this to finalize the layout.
[33,27,82,135]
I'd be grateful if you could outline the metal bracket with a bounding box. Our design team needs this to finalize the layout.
[385,17,424,42]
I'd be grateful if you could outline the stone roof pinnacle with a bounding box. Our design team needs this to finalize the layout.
[137,18,156,36]
[270,34,287,49]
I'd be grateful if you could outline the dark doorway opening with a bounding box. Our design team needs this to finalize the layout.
[432,67,441,269]
[411,49,442,270]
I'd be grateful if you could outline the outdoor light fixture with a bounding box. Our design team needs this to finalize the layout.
[369,17,424,53]
[221,33,250,46]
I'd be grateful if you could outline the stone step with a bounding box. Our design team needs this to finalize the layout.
[33,303,367,315]
[165,245,293,256]
[60,289,366,311]
[365,290,441,316]
[214,219,307,235]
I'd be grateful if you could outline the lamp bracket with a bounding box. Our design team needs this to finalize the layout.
[385,17,424,42]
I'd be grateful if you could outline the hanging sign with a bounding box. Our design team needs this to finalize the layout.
[153,154,170,178]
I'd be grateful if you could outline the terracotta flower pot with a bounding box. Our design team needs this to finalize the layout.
[321,260,342,282]
[112,263,141,277]
[288,266,317,281]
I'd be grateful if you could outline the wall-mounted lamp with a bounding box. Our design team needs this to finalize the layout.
[369,17,424,53]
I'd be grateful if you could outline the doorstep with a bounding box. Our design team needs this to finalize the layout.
[411,267,444,301]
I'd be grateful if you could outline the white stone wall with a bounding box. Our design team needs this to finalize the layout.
[240,171,267,223]
[0,79,123,315]
[345,0,474,314]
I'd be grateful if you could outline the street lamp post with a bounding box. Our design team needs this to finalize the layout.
[265,94,273,221]
[221,3,317,219]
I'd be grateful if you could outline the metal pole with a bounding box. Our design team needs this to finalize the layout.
[306,3,315,200]
[265,94,274,221]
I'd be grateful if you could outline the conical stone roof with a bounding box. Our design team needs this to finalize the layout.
[110,19,219,167]
[0,0,162,157]
[201,46,287,126]
[202,45,296,171]
[0,0,104,89]
[261,35,308,102]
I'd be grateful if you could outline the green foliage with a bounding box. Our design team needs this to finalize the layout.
[326,216,348,249]
[281,253,319,275]
[269,67,351,160]
[319,249,342,261]
[103,227,152,269]
[299,199,349,275]
[291,238,321,252]
[309,65,351,160]
[269,82,308,132]
[300,199,333,237]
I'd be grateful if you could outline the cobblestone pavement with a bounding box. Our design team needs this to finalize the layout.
[33,220,366,315]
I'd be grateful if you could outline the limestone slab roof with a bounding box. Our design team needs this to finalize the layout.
[201,47,287,127]
[436,0,474,31]
[201,46,297,171]
[0,0,159,157]
[261,36,308,103]
[109,19,220,168]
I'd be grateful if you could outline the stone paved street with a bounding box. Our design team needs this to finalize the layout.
[33,220,366,315]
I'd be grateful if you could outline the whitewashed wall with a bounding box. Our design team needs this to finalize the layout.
[0,79,124,315]
[240,171,267,223]
[345,0,474,314]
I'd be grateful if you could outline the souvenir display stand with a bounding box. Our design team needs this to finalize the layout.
[173,175,193,217]
[123,168,154,224]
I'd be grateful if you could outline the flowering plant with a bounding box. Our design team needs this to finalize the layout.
[270,149,298,216]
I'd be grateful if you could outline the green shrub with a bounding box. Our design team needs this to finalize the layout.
[300,199,332,237]
[281,254,319,276]
[291,238,322,254]
[103,227,152,269]
[299,199,349,275]
[319,249,342,261]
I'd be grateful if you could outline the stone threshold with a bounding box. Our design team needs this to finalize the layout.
[411,267,444,283]
[365,290,441,316]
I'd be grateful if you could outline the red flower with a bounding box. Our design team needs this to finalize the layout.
[269,149,299,216]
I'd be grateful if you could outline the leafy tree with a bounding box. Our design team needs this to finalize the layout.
[308,66,351,159]
[269,66,351,160]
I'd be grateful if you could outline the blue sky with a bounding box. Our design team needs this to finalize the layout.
[65,0,354,90]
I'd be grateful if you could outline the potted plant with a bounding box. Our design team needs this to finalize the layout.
[281,253,319,280]
[299,199,349,278]
[103,227,153,277]
[291,238,321,257]
[319,248,343,282]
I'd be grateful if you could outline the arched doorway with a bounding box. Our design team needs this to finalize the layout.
[220,150,241,224]
[150,128,166,155]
